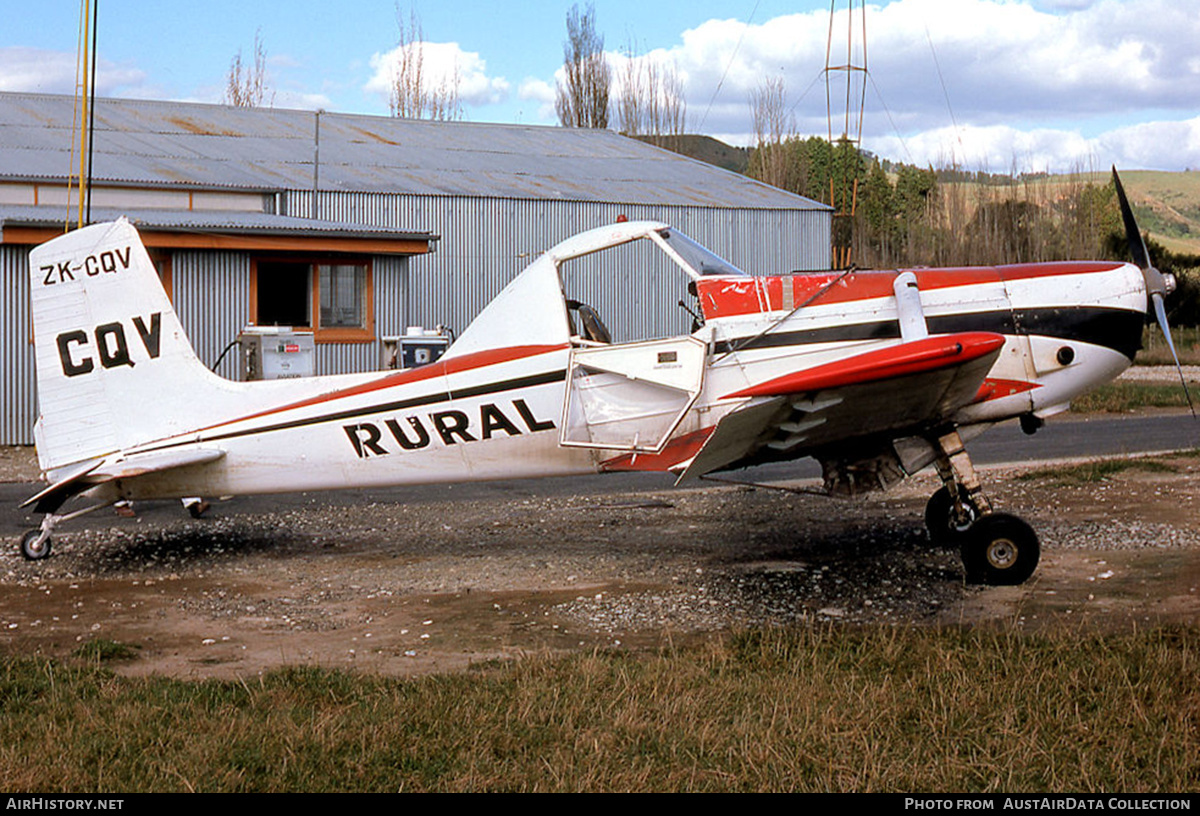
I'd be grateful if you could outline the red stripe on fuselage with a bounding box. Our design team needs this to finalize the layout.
[599,427,715,473]
[198,343,569,434]
[698,262,1127,319]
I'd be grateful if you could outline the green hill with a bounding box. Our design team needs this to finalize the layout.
[1116,170,1200,255]
[631,134,750,175]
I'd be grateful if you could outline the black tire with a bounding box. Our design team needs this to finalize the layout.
[924,487,978,546]
[961,513,1040,586]
[19,530,51,561]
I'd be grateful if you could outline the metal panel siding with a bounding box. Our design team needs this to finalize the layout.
[291,192,831,343]
[0,245,35,444]
[374,253,408,338]
[172,250,250,380]
[314,340,375,375]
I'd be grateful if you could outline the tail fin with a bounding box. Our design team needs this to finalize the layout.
[29,219,222,472]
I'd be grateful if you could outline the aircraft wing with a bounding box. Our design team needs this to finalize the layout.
[22,448,226,513]
[676,331,1005,482]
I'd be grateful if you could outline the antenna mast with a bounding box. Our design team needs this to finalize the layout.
[824,0,868,269]
[68,0,99,231]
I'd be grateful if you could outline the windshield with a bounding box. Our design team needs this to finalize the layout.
[656,229,749,278]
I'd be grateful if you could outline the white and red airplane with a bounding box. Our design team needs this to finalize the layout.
[17,170,1178,585]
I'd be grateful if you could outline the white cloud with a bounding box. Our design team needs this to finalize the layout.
[1095,117,1200,172]
[866,116,1200,173]
[517,77,556,122]
[632,0,1200,170]
[272,90,333,111]
[365,41,510,111]
[0,47,145,96]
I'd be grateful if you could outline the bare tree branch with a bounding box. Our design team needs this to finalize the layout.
[224,29,273,108]
[389,7,462,121]
[748,77,792,188]
[555,3,610,129]
[616,42,687,147]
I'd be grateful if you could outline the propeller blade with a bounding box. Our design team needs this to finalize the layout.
[1113,167,1195,417]
[1112,166,1151,271]
[1151,292,1196,418]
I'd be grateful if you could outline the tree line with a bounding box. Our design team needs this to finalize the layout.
[746,135,1200,324]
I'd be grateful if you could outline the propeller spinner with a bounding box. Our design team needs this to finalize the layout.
[1112,166,1194,416]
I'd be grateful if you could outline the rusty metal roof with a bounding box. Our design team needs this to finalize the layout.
[0,92,827,210]
[0,204,438,244]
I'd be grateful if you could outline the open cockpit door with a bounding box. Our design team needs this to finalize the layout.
[560,336,707,453]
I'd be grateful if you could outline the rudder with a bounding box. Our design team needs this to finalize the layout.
[29,219,222,472]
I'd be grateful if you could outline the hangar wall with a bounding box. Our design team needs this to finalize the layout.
[289,191,831,345]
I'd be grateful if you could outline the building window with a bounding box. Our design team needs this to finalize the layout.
[256,261,312,328]
[252,258,374,342]
[318,264,368,330]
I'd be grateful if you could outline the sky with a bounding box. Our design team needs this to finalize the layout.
[2,0,1199,173]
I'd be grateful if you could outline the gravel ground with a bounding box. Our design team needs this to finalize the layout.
[1,449,1198,678]
[1118,365,1200,382]
[1,388,1198,678]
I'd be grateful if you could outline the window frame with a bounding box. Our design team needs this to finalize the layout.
[149,251,173,301]
[250,255,375,344]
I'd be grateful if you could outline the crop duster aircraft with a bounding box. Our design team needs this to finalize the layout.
[17,170,1181,585]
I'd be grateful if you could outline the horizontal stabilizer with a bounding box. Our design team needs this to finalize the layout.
[722,332,1006,399]
[20,460,103,511]
[23,448,225,513]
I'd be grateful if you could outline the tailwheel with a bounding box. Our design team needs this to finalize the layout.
[924,486,979,546]
[961,513,1039,586]
[19,529,52,561]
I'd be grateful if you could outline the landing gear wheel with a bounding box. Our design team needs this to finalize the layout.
[961,513,1039,586]
[924,487,979,546]
[19,529,52,561]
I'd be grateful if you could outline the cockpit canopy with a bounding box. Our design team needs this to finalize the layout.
[654,228,748,279]
[445,221,748,359]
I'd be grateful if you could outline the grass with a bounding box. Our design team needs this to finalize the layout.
[1016,457,1178,486]
[1069,381,1193,413]
[72,638,140,663]
[0,626,1197,792]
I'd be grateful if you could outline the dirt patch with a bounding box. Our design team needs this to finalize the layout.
[0,447,39,484]
[2,457,1198,679]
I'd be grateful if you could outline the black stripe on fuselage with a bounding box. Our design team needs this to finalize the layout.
[138,369,568,453]
[713,306,1144,360]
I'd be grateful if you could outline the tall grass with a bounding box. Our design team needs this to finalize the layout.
[1,626,1196,792]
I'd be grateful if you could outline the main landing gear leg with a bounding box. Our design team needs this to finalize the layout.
[925,428,1040,586]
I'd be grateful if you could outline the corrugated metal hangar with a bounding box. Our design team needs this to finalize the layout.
[0,91,831,445]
